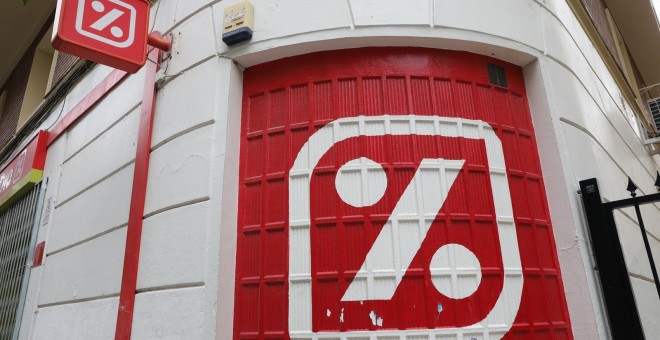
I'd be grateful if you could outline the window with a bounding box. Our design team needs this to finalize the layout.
[605,9,660,143]
[0,90,6,121]
[16,27,56,131]
[487,63,508,88]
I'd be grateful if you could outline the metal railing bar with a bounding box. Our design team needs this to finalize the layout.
[604,192,660,210]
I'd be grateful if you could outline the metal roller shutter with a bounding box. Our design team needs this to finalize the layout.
[234,48,573,339]
[0,182,43,340]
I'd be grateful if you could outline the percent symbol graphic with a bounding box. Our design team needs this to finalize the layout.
[288,115,524,339]
[55,0,147,72]
[73,0,138,49]
[90,0,125,38]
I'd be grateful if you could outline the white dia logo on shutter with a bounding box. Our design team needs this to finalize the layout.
[288,115,524,339]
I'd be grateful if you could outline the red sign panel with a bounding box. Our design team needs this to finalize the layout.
[32,241,46,268]
[235,48,573,339]
[53,0,150,73]
[0,131,48,208]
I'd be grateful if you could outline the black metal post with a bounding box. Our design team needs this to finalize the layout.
[632,202,660,299]
[579,178,645,340]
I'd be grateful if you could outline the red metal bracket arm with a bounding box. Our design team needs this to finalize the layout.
[114,32,164,340]
[147,33,172,52]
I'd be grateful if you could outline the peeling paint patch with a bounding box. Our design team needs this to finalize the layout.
[339,308,344,323]
[437,304,443,313]
[369,311,383,327]
[326,309,331,317]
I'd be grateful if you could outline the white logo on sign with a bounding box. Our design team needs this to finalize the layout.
[75,0,136,48]
[0,150,27,193]
[288,115,524,339]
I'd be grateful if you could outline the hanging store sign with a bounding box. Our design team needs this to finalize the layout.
[0,131,49,210]
[52,0,151,73]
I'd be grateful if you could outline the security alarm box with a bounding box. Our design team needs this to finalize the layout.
[222,1,254,46]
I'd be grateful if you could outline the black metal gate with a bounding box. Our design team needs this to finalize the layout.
[579,175,660,340]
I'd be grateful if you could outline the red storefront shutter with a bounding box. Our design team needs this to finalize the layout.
[234,48,573,340]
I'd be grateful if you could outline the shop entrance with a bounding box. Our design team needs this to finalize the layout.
[234,48,573,339]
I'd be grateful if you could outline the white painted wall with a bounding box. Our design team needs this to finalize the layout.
[15,0,660,339]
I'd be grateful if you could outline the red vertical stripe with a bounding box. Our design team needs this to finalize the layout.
[114,43,162,340]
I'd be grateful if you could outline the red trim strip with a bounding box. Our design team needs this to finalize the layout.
[32,130,50,170]
[0,131,50,208]
[114,45,161,340]
[32,241,46,268]
[47,69,128,146]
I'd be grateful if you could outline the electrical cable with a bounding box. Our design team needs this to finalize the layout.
[44,95,67,131]
[149,0,161,34]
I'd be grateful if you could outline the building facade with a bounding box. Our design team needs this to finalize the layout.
[0,0,659,339]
